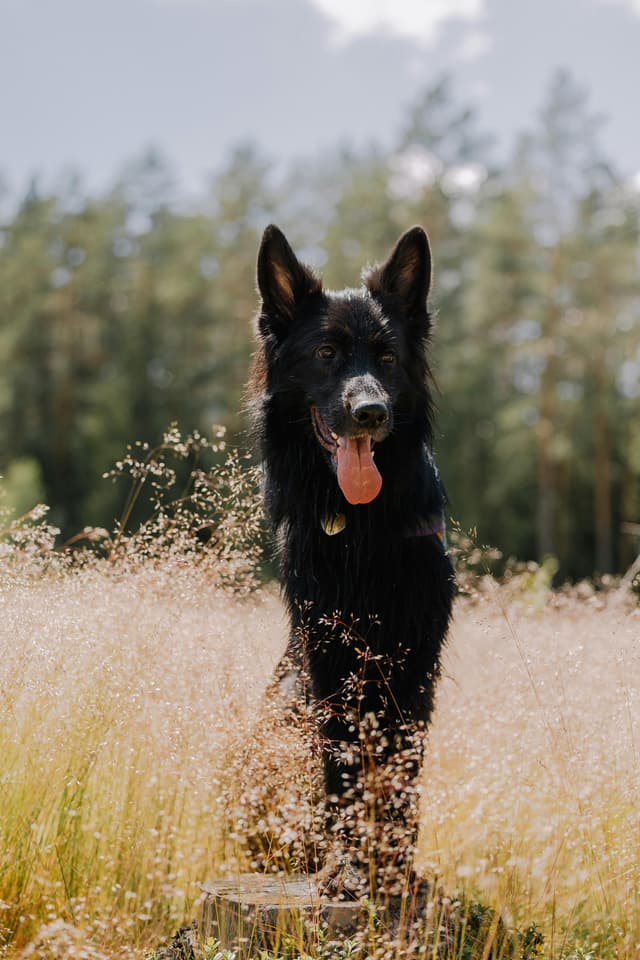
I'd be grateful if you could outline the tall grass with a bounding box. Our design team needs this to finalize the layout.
[420,582,640,958]
[0,438,638,957]
[0,560,285,958]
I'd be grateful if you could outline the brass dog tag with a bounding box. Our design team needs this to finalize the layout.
[322,513,346,536]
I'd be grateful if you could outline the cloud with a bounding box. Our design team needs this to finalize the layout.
[457,29,492,60]
[598,0,640,14]
[308,0,485,45]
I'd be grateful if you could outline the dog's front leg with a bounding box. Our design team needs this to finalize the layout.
[317,710,426,898]
[316,707,373,896]
[365,720,427,896]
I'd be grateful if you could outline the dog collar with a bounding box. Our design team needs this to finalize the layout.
[320,511,445,543]
[409,513,446,542]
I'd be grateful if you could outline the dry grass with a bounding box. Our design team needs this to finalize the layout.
[420,583,640,958]
[0,534,638,957]
[0,559,286,958]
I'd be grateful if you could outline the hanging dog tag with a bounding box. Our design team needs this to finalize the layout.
[321,513,346,536]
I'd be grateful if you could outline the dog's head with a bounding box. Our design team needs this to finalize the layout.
[255,225,433,505]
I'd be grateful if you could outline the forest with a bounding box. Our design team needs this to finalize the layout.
[1,70,639,580]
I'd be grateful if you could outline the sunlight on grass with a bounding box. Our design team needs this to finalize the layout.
[0,453,638,957]
[0,563,285,958]
[420,586,640,958]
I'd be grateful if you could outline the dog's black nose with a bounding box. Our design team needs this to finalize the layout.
[351,400,389,428]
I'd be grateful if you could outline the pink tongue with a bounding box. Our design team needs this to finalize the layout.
[335,436,382,505]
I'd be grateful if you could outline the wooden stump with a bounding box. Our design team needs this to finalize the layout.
[200,874,360,955]
[200,874,430,956]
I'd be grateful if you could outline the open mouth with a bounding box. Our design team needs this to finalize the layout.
[311,406,383,505]
[311,405,339,454]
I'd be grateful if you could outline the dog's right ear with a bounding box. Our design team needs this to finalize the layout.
[364,226,431,316]
[257,225,322,340]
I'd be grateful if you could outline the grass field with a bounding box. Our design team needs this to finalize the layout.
[1,521,639,958]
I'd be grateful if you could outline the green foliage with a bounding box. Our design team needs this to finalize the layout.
[0,424,264,595]
[102,423,264,591]
[0,72,639,577]
[0,456,46,516]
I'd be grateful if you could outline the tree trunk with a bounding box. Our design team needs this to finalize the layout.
[593,352,613,573]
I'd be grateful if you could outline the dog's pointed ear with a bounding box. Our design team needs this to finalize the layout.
[257,225,322,339]
[364,226,432,315]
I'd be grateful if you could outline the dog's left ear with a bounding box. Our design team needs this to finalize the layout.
[364,226,431,316]
[257,225,322,340]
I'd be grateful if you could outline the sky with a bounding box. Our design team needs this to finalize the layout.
[1,0,640,199]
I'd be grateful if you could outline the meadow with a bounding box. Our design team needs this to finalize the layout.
[1,455,639,959]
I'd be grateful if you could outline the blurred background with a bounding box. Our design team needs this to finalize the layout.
[1,0,639,579]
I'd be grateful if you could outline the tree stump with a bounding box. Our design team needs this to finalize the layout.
[200,874,431,957]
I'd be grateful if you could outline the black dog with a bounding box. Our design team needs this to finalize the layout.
[250,225,455,894]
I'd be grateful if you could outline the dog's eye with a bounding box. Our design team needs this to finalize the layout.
[379,351,396,364]
[317,345,337,360]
